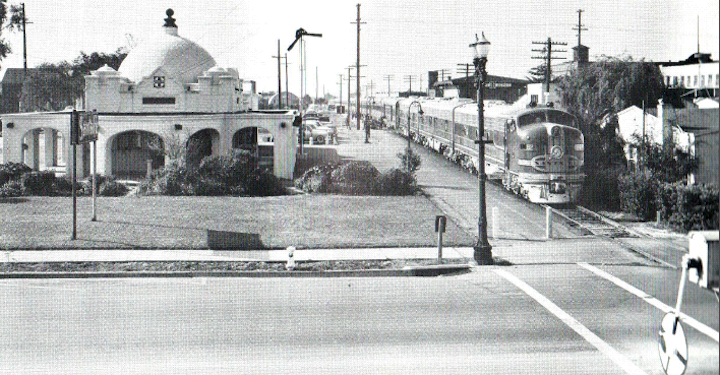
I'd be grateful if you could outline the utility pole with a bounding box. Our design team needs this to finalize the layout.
[337,74,344,109]
[20,3,32,79]
[573,9,587,49]
[272,39,283,109]
[457,63,473,99]
[531,38,567,102]
[383,74,394,96]
[284,53,290,108]
[351,3,366,131]
[315,66,319,104]
[347,66,353,116]
[403,75,416,95]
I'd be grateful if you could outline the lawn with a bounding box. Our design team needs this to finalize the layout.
[0,195,474,250]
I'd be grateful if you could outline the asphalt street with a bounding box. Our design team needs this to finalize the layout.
[0,263,717,374]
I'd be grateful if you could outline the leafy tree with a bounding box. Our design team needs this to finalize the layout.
[0,1,25,60]
[19,49,128,112]
[556,55,665,208]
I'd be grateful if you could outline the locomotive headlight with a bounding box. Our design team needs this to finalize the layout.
[574,144,584,151]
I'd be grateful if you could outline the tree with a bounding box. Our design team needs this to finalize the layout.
[557,55,665,169]
[526,63,548,83]
[19,49,128,112]
[556,55,665,209]
[0,1,25,61]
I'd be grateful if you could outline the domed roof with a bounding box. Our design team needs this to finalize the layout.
[118,10,216,85]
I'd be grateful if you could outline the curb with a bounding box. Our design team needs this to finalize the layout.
[0,265,472,279]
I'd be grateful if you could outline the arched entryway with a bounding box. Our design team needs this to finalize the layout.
[232,127,274,171]
[187,128,220,169]
[110,130,164,179]
[21,127,67,174]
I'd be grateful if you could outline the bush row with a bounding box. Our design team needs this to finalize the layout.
[139,150,285,197]
[0,163,129,198]
[618,170,718,231]
[294,161,419,196]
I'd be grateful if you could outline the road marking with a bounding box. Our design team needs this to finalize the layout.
[494,268,648,375]
[578,262,719,343]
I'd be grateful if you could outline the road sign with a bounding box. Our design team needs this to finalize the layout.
[71,110,99,145]
[658,312,688,375]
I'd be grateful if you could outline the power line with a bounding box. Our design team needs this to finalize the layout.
[531,37,567,97]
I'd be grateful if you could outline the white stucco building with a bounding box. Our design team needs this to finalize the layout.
[1,9,297,180]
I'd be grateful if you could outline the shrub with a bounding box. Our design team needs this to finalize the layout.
[98,180,129,197]
[194,178,227,196]
[377,168,419,196]
[579,167,623,211]
[0,162,32,186]
[657,183,718,232]
[397,147,421,174]
[140,162,196,196]
[21,171,56,196]
[330,161,380,195]
[295,163,339,193]
[53,176,75,196]
[245,170,286,196]
[0,180,24,197]
[618,169,659,221]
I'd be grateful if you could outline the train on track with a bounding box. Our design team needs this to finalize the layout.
[359,96,585,204]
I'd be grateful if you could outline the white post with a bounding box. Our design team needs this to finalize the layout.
[146,159,153,179]
[546,206,553,240]
[286,246,296,271]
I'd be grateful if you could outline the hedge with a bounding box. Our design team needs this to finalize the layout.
[657,183,718,232]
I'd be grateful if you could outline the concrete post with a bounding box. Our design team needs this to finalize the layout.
[546,206,553,240]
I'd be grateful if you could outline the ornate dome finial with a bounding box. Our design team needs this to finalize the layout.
[164,8,177,28]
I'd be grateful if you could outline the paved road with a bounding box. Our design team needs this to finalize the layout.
[1,264,717,374]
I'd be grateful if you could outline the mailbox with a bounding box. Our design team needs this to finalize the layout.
[687,230,719,291]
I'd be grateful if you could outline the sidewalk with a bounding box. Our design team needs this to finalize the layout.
[0,237,658,266]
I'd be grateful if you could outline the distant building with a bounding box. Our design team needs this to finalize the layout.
[429,72,527,104]
[659,53,719,98]
[1,9,296,180]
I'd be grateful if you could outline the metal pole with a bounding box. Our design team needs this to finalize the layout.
[545,205,553,239]
[356,3,362,131]
[71,111,77,240]
[277,39,283,109]
[474,56,493,265]
[91,140,97,221]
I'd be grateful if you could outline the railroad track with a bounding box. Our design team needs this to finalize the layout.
[550,205,642,238]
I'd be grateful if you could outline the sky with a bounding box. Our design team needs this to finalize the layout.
[1,0,718,99]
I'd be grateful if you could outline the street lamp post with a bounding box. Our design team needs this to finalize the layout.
[470,32,493,265]
[406,100,423,174]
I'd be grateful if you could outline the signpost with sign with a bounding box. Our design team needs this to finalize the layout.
[70,110,99,239]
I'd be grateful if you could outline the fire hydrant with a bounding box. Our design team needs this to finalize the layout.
[286,246,296,271]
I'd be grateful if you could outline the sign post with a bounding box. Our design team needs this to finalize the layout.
[70,110,99,239]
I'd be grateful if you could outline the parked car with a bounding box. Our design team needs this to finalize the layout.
[303,121,332,144]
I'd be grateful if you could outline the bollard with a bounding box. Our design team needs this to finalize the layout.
[492,207,498,240]
[546,206,553,240]
[286,246,296,271]
[435,215,446,263]
[146,159,153,179]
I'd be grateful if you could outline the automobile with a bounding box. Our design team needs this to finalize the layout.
[302,121,333,144]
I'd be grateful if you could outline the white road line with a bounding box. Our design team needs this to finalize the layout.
[578,262,719,343]
[494,268,648,375]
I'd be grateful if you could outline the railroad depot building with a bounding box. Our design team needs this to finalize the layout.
[1,9,296,180]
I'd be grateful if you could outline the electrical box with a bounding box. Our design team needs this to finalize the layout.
[687,230,719,291]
